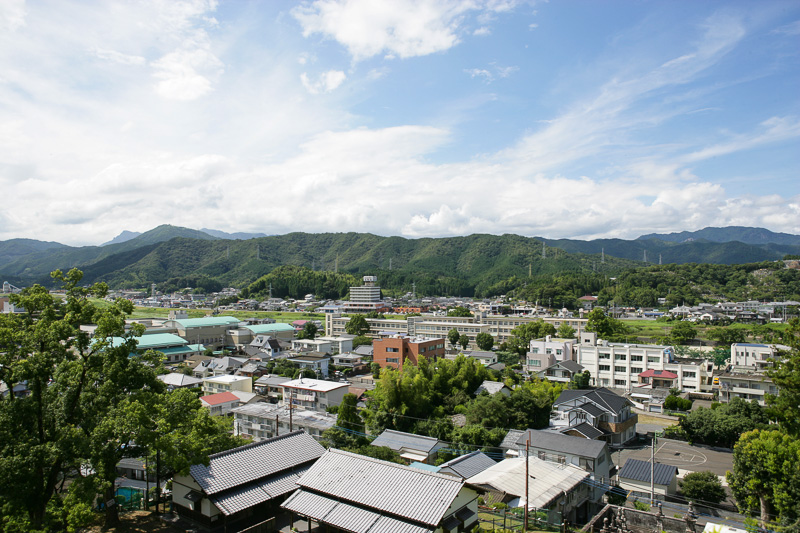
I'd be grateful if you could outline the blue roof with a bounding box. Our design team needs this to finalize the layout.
[408,462,441,473]
[108,333,188,350]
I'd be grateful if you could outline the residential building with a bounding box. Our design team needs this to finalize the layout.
[474,380,511,396]
[201,374,252,395]
[437,451,496,480]
[516,429,611,503]
[157,372,203,390]
[172,431,325,532]
[525,336,577,373]
[449,350,498,365]
[370,428,446,464]
[372,335,446,371]
[315,335,354,354]
[577,332,713,394]
[285,352,330,378]
[466,456,593,524]
[538,360,585,383]
[279,377,349,412]
[731,343,790,370]
[291,338,335,354]
[617,459,678,500]
[193,356,248,378]
[718,369,778,406]
[253,374,291,402]
[242,334,282,359]
[199,391,253,416]
[232,403,338,442]
[551,388,638,445]
[281,448,480,533]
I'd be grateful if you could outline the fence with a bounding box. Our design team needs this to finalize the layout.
[477,506,566,532]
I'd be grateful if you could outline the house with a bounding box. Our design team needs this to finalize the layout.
[516,429,611,503]
[718,369,778,406]
[281,448,480,533]
[638,369,678,388]
[286,352,330,378]
[243,334,283,360]
[731,343,790,370]
[315,335,354,354]
[253,374,291,402]
[538,360,585,383]
[232,403,338,442]
[474,380,511,396]
[466,456,593,524]
[201,374,253,395]
[372,335,446,371]
[193,356,248,378]
[172,431,325,532]
[525,336,577,374]
[617,459,678,500]
[453,350,498,366]
[280,377,349,412]
[199,391,245,416]
[437,451,496,479]
[157,372,203,390]
[499,429,526,458]
[370,429,446,464]
[551,387,638,446]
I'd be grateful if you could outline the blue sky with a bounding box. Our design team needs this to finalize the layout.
[0,0,798,246]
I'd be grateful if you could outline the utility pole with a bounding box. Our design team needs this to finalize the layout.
[651,431,657,504]
[524,438,530,531]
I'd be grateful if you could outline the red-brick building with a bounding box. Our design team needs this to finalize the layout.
[373,336,446,371]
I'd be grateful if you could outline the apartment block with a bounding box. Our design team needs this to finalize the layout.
[373,336,446,371]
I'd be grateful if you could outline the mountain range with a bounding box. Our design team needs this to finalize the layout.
[0,225,797,290]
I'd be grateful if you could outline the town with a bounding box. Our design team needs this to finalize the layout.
[2,272,798,533]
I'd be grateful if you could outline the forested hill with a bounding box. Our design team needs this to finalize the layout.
[0,225,798,300]
[637,226,800,246]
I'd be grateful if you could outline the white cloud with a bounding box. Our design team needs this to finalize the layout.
[0,0,26,32]
[300,70,347,94]
[772,19,800,35]
[473,26,491,36]
[292,0,516,61]
[152,47,224,100]
[465,68,493,80]
[94,48,146,66]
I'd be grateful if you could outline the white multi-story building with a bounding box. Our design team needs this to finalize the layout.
[731,343,790,370]
[279,378,349,412]
[525,335,576,373]
[231,403,337,442]
[718,369,778,406]
[577,332,713,394]
[201,374,253,395]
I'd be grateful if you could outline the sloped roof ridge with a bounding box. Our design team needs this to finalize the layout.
[382,428,439,442]
[209,430,305,460]
[328,448,463,483]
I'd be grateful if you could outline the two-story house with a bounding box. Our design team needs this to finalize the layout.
[279,377,349,412]
[551,388,638,446]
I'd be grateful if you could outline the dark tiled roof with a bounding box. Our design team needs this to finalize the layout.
[554,387,630,415]
[563,422,605,440]
[516,429,607,458]
[619,458,677,486]
[557,360,585,373]
[438,452,496,479]
[500,429,525,450]
[573,402,605,418]
[371,429,441,453]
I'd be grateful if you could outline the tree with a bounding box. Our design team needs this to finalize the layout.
[679,471,726,505]
[352,335,372,348]
[297,321,318,340]
[707,326,747,346]
[447,306,472,317]
[345,314,370,336]
[458,333,470,350]
[504,321,557,355]
[766,317,800,436]
[337,393,362,433]
[557,322,576,339]
[727,429,800,528]
[571,370,591,389]
[448,328,461,349]
[670,321,697,344]
[476,332,494,351]
[585,308,630,341]
[0,269,241,531]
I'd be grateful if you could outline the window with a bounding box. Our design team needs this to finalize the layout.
[386,357,399,364]
[529,360,541,367]
[683,371,696,378]
[599,353,610,359]
[631,367,642,374]
[615,354,627,361]
[648,356,660,363]
[614,379,627,386]
[614,366,626,373]
[531,348,540,354]
[386,347,399,352]
[599,365,610,371]
[631,355,643,362]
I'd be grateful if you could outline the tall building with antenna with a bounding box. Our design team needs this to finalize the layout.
[342,276,390,314]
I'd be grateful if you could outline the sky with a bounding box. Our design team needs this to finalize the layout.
[0,0,798,246]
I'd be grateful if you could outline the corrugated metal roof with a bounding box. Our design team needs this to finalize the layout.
[500,429,525,450]
[517,429,607,458]
[190,431,325,495]
[211,466,309,516]
[438,452,496,479]
[282,489,337,521]
[293,449,464,526]
[618,459,677,486]
[371,429,441,453]
[368,516,433,533]
[466,457,589,510]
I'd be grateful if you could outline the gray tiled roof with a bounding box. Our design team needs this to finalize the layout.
[573,402,606,418]
[190,431,325,495]
[291,448,465,526]
[556,360,585,374]
[619,459,677,486]
[517,429,607,459]
[474,380,507,395]
[371,429,441,454]
[562,422,605,440]
[554,387,630,415]
[500,429,525,450]
[438,452,496,479]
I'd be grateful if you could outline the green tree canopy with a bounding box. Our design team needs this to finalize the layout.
[447,306,473,317]
[669,321,697,344]
[766,317,800,436]
[458,333,470,350]
[503,320,557,355]
[475,332,494,351]
[297,321,318,340]
[448,327,461,348]
[585,308,630,341]
[557,322,576,339]
[345,314,370,336]
[679,471,726,505]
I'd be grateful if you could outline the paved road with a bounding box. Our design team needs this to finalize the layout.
[613,437,734,478]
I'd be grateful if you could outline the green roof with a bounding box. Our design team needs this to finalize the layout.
[175,317,241,328]
[244,323,296,334]
[109,333,188,350]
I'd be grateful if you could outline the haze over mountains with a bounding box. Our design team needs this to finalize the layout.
[0,225,797,290]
